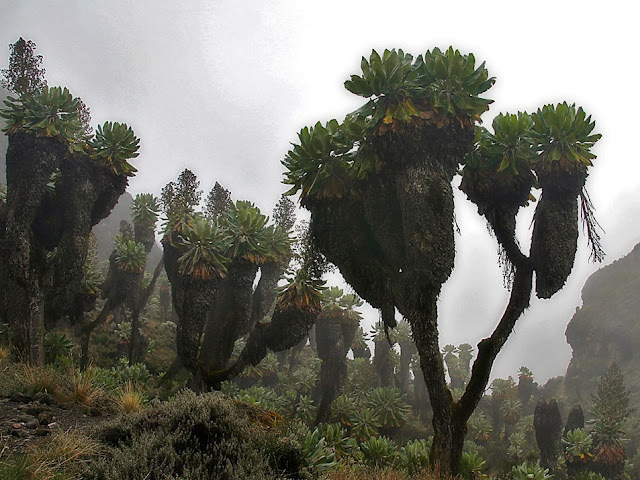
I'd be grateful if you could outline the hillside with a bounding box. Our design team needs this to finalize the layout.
[564,242,640,402]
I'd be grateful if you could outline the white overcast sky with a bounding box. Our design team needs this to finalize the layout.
[2,0,639,383]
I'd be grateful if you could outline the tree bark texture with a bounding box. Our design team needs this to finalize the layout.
[0,132,127,364]
[314,311,358,425]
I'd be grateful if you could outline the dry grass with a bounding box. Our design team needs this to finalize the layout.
[114,381,145,413]
[0,429,100,480]
[21,363,61,397]
[30,429,99,477]
[69,366,105,407]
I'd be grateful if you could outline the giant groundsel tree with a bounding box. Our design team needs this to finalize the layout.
[282,47,602,473]
[0,80,140,364]
[161,171,326,390]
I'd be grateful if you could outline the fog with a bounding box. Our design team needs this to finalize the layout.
[2,0,639,384]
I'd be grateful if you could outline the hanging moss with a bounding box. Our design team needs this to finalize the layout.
[359,175,405,270]
[264,305,318,352]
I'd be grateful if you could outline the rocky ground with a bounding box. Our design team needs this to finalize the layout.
[0,391,110,458]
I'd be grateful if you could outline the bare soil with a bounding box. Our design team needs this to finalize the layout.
[0,392,111,458]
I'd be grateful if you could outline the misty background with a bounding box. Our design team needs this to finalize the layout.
[1,0,639,384]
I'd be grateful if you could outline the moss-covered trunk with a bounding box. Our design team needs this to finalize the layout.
[162,239,220,380]
[244,260,284,335]
[0,133,66,363]
[314,312,358,425]
[398,339,417,396]
[1,130,128,364]
[199,259,257,375]
[531,169,585,299]
[533,398,563,472]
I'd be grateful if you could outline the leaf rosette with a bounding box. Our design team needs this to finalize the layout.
[0,86,84,146]
[89,121,140,176]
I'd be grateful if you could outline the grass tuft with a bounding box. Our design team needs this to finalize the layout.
[114,381,145,413]
[69,367,105,407]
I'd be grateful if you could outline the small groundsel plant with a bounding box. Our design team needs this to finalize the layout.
[359,435,397,468]
[459,450,487,480]
[299,427,338,474]
[398,439,430,476]
[563,428,593,461]
[511,461,553,480]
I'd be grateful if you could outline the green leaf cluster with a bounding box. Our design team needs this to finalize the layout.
[532,102,601,170]
[173,200,293,279]
[359,435,397,468]
[345,47,494,125]
[300,427,338,473]
[220,200,291,264]
[0,86,83,142]
[365,387,410,428]
[89,121,140,176]
[563,428,593,460]
[398,439,430,476]
[175,215,229,280]
[465,112,537,175]
[282,118,365,199]
[115,239,147,274]
[131,193,160,227]
[459,451,487,479]
[78,257,103,296]
[283,47,494,200]
[511,462,553,480]
[276,268,326,312]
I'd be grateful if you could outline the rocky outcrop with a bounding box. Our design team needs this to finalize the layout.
[564,242,640,402]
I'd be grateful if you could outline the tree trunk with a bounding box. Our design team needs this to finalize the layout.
[372,338,395,387]
[398,340,416,396]
[199,259,257,373]
[129,257,164,365]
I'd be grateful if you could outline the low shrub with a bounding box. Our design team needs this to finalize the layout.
[84,389,305,479]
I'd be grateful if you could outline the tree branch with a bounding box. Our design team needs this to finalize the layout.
[457,263,534,418]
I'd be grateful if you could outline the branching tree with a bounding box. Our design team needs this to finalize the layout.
[0,81,140,364]
[161,171,324,390]
[281,47,602,473]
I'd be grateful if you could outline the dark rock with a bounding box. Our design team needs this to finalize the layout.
[564,243,640,403]
[24,419,38,429]
[15,414,36,423]
[33,392,55,405]
[26,403,50,416]
[38,410,54,425]
[89,407,103,417]
[10,392,32,403]
[35,427,51,436]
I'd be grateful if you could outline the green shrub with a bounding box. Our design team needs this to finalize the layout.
[398,439,430,475]
[316,423,357,459]
[85,390,303,479]
[568,472,605,480]
[459,451,487,479]
[511,461,553,480]
[365,387,410,429]
[299,427,338,474]
[360,436,397,468]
